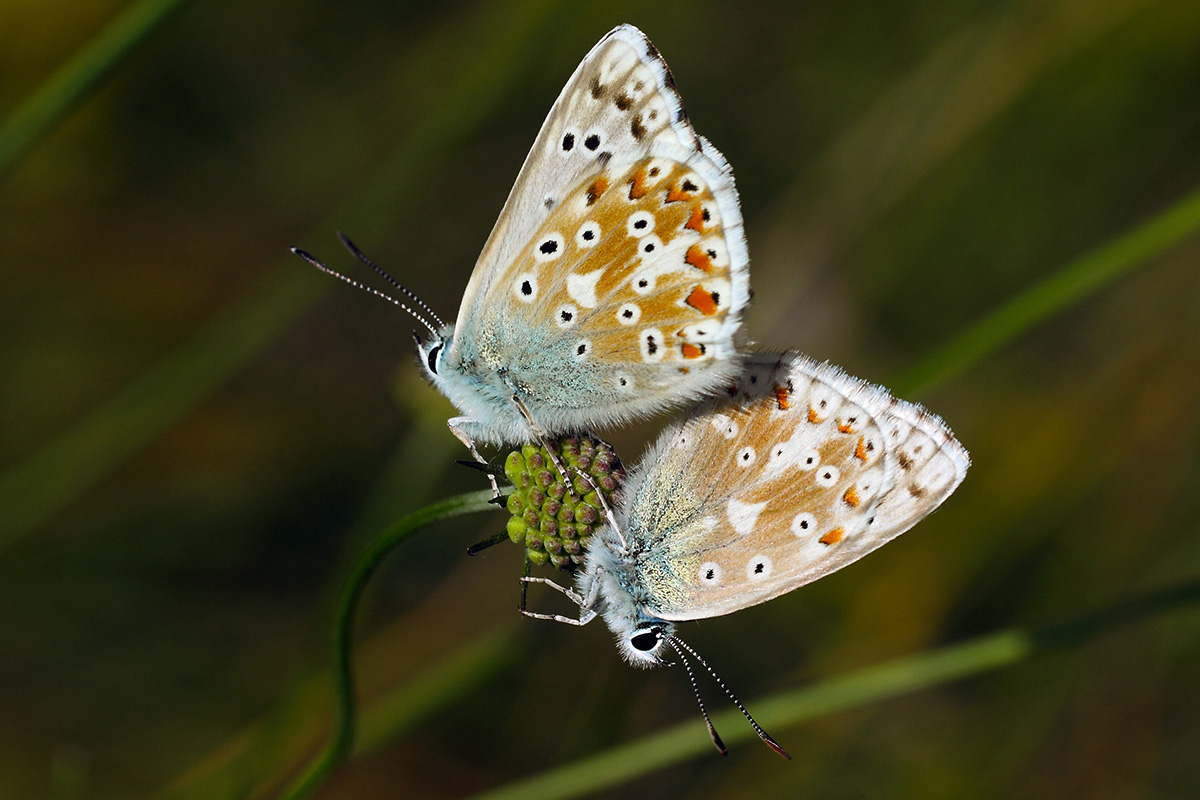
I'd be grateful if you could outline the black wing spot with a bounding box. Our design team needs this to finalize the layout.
[520,280,533,296]
[576,343,587,356]
[633,219,648,230]
[560,309,573,322]
[584,134,601,151]
[590,77,605,99]
[622,309,634,319]
[683,180,698,192]
[643,242,655,253]
[637,279,649,288]
[582,229,595,241]
[753,562,765,574]
[539,239,559,255]
[615,93,632,110]
[562,133,575,151]
[649,167,660,177]
[630,115,646,140]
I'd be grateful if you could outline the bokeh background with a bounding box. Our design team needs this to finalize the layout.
[3,0,1200,797]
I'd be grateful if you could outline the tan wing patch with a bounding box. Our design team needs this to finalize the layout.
[631,353,969,622]
[494,155,741,369]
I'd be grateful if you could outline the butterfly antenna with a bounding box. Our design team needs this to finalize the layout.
[336,232,446,328]
[663,637,727,756]
[290,247,439,337]
[669,636,791,760]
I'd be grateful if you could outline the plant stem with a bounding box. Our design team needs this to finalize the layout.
[277,489,498,800]
[469,578,1200,800]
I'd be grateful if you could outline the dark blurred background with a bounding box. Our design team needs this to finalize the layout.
[3,0,1200,797]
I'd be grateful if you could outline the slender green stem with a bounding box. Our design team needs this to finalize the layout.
[0,0,191,181]
[278,489,499,800]
[892,183,1200,397]
[470,578,1200,800]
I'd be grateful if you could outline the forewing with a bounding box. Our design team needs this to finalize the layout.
[453,24,698,336]
[449,27,749,426]
[623,352,970,622]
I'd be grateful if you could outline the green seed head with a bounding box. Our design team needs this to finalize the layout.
[503,434,625,571]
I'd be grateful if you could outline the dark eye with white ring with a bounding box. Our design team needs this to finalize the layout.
[426,343,442,375]
[630,628,659,652]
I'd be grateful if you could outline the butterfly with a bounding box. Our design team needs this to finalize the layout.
[294,24,749,487]
[522,351,970,756]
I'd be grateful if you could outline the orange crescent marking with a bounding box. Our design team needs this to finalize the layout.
[854,436,868,461]
[666,183,692,203]
[819,527,844,546]
[685,285,718,315]
[681,342,705,359]
[842,487,861,508]
[628,168,648,199]
[684,204,706,232]
[807,406,821,424]
[586,177,608,205]
[684,244,713,272]
[837,420,856,434]
[774,385,790,410]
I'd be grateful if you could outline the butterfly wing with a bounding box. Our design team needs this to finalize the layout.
[448,25,749,433]
[621,352,970,622]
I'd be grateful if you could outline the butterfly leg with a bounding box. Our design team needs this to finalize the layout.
[519,574,599,626]
[447,416,501,498]
[521,575,584,606]
[507,394,580,501]
[564,467,625,550]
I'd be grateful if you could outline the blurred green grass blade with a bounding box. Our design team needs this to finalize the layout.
[0,265,325,550]
[278,489,499,800]
[0,0,190,181]
[0,0,561,553]
[471,578,1200,800]
[157,626,517,800]
[893,183,1200,397]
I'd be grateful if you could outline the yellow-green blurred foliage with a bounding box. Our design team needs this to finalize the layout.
[2,0,1200,798]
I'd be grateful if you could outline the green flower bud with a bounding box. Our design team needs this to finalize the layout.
[501,433,625,571]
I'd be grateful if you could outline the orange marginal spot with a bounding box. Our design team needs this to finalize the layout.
[586,177,608,206]
[837,419,856,434]
[684,244,713,273]
[628,168,648,199]
[854,436,868,461]
[807,406,821,424]
[685,285,719,316]
[679,366,690,374]
[681,342,706,359]
[819,528,844,546]
[666,182,693,203]
[842,487,861,508]
[685,204,706,232]
[774,384,790,410]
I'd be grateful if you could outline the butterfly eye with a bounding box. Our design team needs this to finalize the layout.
[426,343,442,375]
[630,629,660,652]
